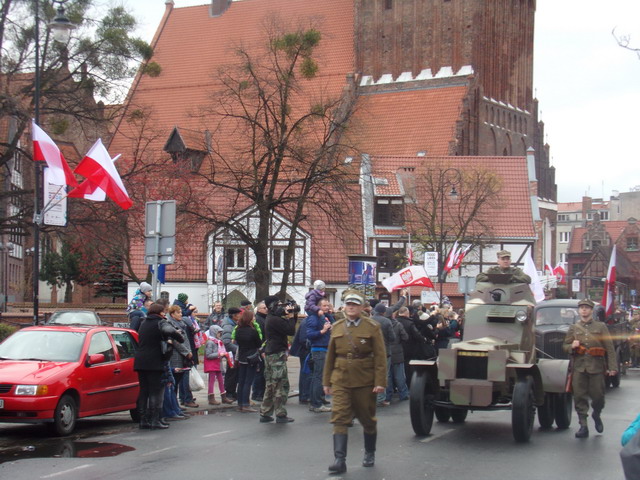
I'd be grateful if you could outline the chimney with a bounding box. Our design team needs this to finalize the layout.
[582,196,592,220]
[210,0,232,17]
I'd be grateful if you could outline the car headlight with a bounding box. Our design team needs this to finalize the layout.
[515,310,528,323]
[15,385,49,396]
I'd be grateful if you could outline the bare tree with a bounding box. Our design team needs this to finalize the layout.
[613,28,640,59]
[405,163,503,281]
[179,18,360,302]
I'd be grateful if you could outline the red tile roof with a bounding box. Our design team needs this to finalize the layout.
[568,221,634,254]
[350,84,468,157]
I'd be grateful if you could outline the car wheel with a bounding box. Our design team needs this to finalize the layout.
[537,392,554,429]
[409,369,436,436]
[435,406,451,423]
[554,392,572,429]
[48,394,77,436]
[512,375,535,442]
[450,409,468,423]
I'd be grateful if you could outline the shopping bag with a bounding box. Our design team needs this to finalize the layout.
[189,365,205,391]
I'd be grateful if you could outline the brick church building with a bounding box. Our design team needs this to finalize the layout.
[110,0,556,310]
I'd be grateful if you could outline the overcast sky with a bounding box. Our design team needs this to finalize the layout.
[128,0,640,203]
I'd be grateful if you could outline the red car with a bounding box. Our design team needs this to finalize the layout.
[0,325,139,435]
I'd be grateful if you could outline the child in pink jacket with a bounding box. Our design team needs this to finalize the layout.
[204,325,233,405]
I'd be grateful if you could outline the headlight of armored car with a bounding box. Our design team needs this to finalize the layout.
[15,385,49,396]
[515,310,528,323]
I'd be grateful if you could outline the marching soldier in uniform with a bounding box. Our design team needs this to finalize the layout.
[563,298,617,438]
[476,250,531,284]
[323,289,387,474]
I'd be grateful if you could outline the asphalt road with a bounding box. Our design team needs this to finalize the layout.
[1,368,637,480]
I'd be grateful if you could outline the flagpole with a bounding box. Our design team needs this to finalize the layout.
[32,0,42,324]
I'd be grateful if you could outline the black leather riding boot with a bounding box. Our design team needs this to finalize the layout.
[328,434,348,474]
[363,432,377,467]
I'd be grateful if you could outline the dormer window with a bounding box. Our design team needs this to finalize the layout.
[374,197,404,226]
[627,236,638,251]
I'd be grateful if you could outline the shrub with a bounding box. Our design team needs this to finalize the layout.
[0,323,17,343]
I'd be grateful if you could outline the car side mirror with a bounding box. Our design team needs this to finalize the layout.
[87,353,106,365]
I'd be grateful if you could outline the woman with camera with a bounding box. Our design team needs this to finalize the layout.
[234,309,264,413]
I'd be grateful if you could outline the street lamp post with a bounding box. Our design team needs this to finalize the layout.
[32,0,75,324]
[437,168,461,305]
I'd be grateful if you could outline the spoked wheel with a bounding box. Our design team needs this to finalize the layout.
[435,406,451,423]
[48,394,77,436]
[450,409,468,423]
[554,392,573,429]
[410,369,437,436]
[512,375,535,442]
[537,393,554,429]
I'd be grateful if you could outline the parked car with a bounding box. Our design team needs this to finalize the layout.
[0,325,139,435]
[45,310,103,326]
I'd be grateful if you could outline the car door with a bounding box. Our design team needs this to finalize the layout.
[80,330,123,415]
[108,329,139,408]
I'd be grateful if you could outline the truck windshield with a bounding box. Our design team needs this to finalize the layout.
[535,307,579,326]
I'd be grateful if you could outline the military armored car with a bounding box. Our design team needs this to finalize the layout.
[409,274,570,442]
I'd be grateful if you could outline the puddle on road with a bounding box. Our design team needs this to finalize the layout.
[0,440,135,463]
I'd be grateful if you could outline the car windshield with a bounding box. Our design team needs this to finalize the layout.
[48,311,100,325]
[536,307,579,326]
[0,330,86,362]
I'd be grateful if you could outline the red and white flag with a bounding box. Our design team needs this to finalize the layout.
[69,154,121,202]
[71,139,132,210]
[544,263,554,275]
[553,262,566,284]
[443,241,459,274]
[601,247,617,317]
[453,244,472,270]
[32,120,78,187]
[382,265,434,292]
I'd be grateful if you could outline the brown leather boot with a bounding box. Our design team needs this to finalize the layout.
[208,394,221,405]
[221,393,234,404]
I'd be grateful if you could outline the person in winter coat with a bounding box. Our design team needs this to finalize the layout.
[396,307,431,386]
[251,301,268,402]
[173,293,197,317]
[306,298,335,413]
[204,301,226,330]
[371,303,396,406]
[134,303,184,430]
[127,282,153,313]
[304,280,326,316]
[222,307,242,401]
[386,312,409,402]
[234,309,264,412]
[204,325,233,405]
[166,305,194,404]
[129,298,153,332]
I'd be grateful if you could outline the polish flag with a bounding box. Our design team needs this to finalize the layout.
[453,244,472,270]
[443,241,459,273]
[382,265,434,292]
[71,139,132,210]
[544,263,554,275]
[602,247,617,317]
[68,154,121,201]
[32,120,78,187]
[553,262,566,284]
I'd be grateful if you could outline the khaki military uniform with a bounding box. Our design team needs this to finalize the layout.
[476,265,531,284]
[323,314,387,435]
[563,319,617,426]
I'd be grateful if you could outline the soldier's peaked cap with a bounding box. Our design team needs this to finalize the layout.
[497,250,511,258]
[578,298,595,308]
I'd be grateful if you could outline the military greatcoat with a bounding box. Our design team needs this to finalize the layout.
[476,265,531,284]
[323,314,387,435]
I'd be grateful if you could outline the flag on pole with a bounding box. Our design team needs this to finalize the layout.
[382,265,434,292]
[443,241,459,274]
[523,252,545,303]
[553,262,566,284]
[544,263,554,275]
[68,154,121,201]
[71,139,132,210]
[32,120,78,187]
[602,247,617,317]
[453,244,472,270]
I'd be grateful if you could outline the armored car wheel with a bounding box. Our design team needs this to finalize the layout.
[450,409,468,423]
[435,406,451,423]
[410,369,436,436]
[537,393,554,429]
[554,392,572,429]
[512,375,535,442]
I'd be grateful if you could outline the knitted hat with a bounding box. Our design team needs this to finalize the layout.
[139,282,152,293]
[313,280,326,290]
[374,303,387,314]
[177,293,188,303]
[264,295,280,309]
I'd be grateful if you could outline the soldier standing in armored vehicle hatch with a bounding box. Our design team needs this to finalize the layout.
[323,289,387,474]
[476,250,532,284]
[563,298,617,438]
